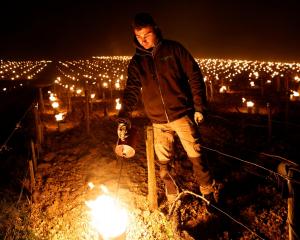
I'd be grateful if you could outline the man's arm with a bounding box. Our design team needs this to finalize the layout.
[177,43,207,113]
[118,58,142,119]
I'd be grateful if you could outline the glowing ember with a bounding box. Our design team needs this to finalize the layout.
[86,185,129,239]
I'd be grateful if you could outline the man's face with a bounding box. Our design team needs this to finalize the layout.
[134,26,158,49]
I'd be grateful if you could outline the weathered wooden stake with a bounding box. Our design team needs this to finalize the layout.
[267,103,272,143]
[210,80,214,101]
[34,105,42,153]
[287,167,300,240]
[38,88,45,113]
[260,78,264,96]
[31,140,37,172]
[146,126,158,210]
[285,92,290,132]
[275,76,281,92]
[29,160,35,193]
[67,89,72,113]
[85,88,90,135]
[39,122,44,145]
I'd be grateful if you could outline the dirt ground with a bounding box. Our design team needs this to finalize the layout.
[0,99,293,240]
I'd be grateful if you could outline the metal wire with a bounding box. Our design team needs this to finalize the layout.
[169,190,265,240]
[0,102,36,153]
[114,156,125,201]
[151,124,300,184]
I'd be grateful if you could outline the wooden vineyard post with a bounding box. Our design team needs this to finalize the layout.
[33,105,42,153]
[267,103,272,144]
[38,88,45,113]
[279,162,300,240]
[285,92,290,133]
[260,78,264,97]
[67,89,72,113]
[146,126,158,210]
[209,80,214,102]
[85,88,90,135]
[275,76,281,92]
[31,140,37,172]
[29,160,35,193]
[287,167,300,240]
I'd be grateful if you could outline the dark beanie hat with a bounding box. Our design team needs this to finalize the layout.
[132,12,162,39]
[132,12,157,30]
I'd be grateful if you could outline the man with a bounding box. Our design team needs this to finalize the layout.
[117,12,218,204]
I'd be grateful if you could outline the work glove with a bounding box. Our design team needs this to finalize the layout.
[117,118,131,142]
[194,111,204,125]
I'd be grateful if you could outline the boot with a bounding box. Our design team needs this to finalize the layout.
[200,180,223,213]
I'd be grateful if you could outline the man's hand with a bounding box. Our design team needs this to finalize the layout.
[194,111,204,125]
[117,119,131,142]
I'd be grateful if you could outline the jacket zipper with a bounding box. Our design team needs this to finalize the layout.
[152,53,170,122]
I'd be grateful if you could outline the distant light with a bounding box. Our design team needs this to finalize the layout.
[55,113,64,121]
[290,91,300,100]
[219,85,227,93]
[115,98,122,110]
[115,82,120,89]
[49,94,57,102]
[246,101,254,108]
[52,102,59,109]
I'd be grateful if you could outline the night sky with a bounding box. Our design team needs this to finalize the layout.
[0,0,299,62]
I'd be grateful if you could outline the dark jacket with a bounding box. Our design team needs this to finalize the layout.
[119,39,207,123]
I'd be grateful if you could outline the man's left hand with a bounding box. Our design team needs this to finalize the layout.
[194,111,204,125]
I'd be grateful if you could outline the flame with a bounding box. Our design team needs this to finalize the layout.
[246,101,254,107]
[55,112,66,121]
[219,85,227,93]
[86,184,128,239]
[115,98,122,110]
[49,93,57,102]
[88,182,95,189]
[52,102,59,109]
